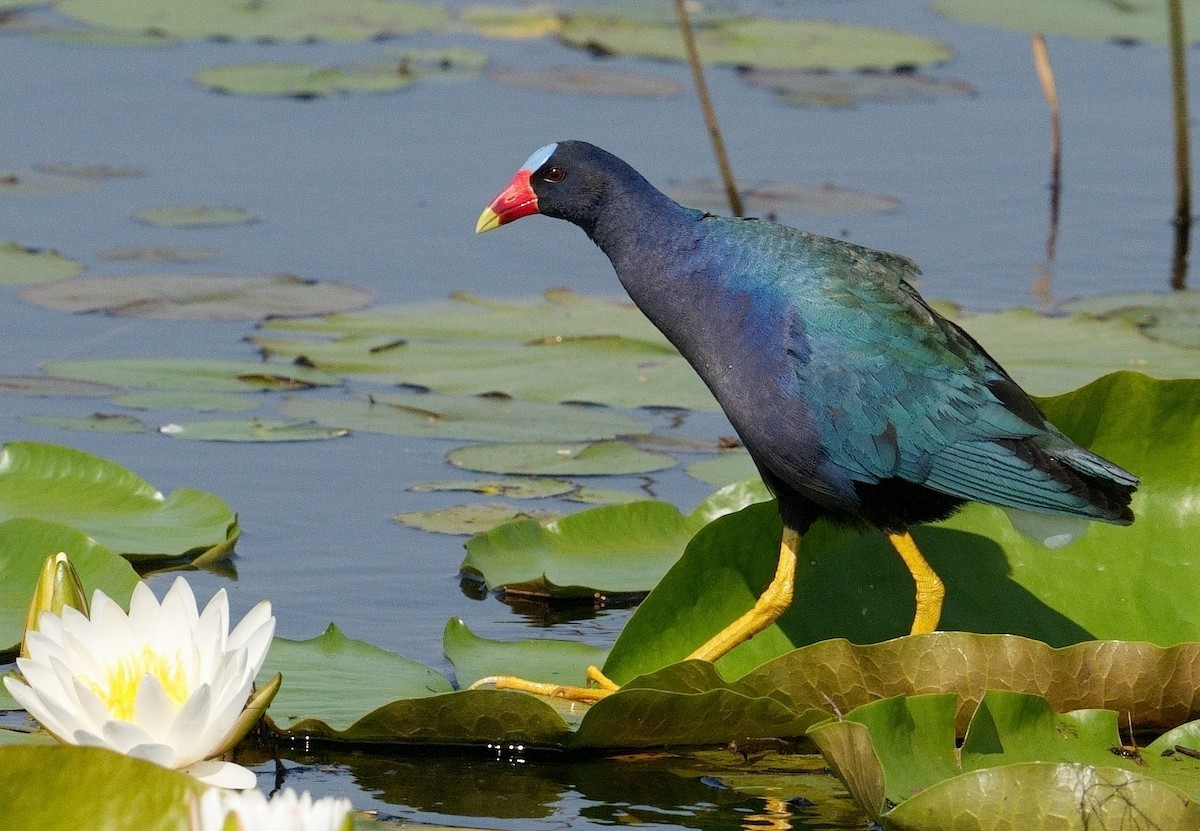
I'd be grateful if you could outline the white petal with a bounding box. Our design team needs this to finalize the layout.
[183,759,257,790]
[100,718,159,755]
[230,611,275,676]
[123,740,179,769]
[8,673,82,742]
[162,577,201,631]
[132,673,178,741]
[70,675,120,735]
[163,683,214,764]
[228,600,272,654]
[196,589,230,655]
[14,657,72,709]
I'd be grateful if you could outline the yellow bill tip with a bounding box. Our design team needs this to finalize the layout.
[475,207,502,234]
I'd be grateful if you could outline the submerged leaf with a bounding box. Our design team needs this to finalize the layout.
[132,205,257,227]
[489,65,685,97]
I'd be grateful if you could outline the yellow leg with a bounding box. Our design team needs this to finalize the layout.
[888,530,944,634]
[686,527,800,662]
[469,529,801,701]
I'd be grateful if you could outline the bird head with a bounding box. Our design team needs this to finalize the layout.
[476,141,615,234]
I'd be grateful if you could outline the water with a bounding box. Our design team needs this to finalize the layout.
[0,1,1193,827]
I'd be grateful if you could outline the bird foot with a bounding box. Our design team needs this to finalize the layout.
[467,665,620,702]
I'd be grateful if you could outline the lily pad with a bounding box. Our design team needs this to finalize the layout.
[0,242,84,285]
[98,246,223,262]
[394,504,560,535]
[32,162,143,179]
[56,0,450,42]
[686,451,757,487]
[565,486,647,505]
[560,12,953,71]
[0,375,121,398]
[444,617,610,691]
[132,205,257,227]
[460,4,563,39]
[0,170,100,196]
[809,690,1200,827]
[1061,290,1200,349]
[259,623,453,734]
[664,179,901,216]
[411,477,578,499]
[158,419,350,442]
[0,517,140,655]
[194,61,416,97]
[20,273,374,320]
[932,0,1200,43]
[45,357,341,393]
[489,65,685,97]
[461,479,770,597]
[739,68,975,108]
[32,27,179,46]
[0,441,239,565]
[0,746,205,831]
[448,439,676,477]
[23,413,145,433]
[112,390,260,412]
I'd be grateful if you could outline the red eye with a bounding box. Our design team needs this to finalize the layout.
[543,167,565,183]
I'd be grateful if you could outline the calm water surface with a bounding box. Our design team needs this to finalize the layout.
[0,1,1192,827]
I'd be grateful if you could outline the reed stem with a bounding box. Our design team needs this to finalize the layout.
[1167,0,1191,289]
[1031,34,1061,262]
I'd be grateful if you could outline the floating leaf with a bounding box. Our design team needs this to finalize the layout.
[394,504,559,535]
[1061,290,1200,349]
[259,624,453,734]
[411,477,578,499]
[56,0,449,42]
[739,68,974,107]
[0,242,84,285]
[20,273,373,320]
[32,163,143,179]
[686,451,757,486]
[489,65,684,97]
[158,419,349,442]
[132,205,257,227]
[449,439,675,477]
[0,375,120,398]
[0,746,205,831]
[32,27,179,46]
[665,179,901,216]
[113,390,259,412]
[194,61,416,97]
[0,518,140,654]
[45,357,341,393]
[0,170,100,196]
[23,413,145,433]
[810,690,1200,827]
[461,479,770,597]
[565,486,646,505]
[460,4,563,39]
[561,12,953,71]
[444,617,610,691]
[280,391,648,442]
[0,441,238,565]
[98,245,223,262]
[932,0,1200,43]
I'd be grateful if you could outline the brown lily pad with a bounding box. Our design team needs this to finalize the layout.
[739,68,975,107]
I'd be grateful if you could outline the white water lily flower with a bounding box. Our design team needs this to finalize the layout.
[3,577,274,789]
[190,787,354,831]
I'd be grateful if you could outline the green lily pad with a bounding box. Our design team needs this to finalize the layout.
[45,357,341,393]
[664,179,901,216]
[686,451,757,487]
[411,477,578,499]
[21,273,374,320]
[0,746,205,831]
[0,170,100,196]
[739,68,975,108]
[0,518,140,655]
[444,617,611,692]
[565,486,647,505]
[22,413,145,433]
[0,441,238,565]
[489,66,685,97]
[932,0,1200,43]
[194,61,416,97]
[0,375,121,398]
[809,690,1200,827]
[158,419,350,442]
[32,27,179,46]
[449,439,676,477]
[280,391,648,442]
[560,12,953,71]
[132,205,257,227]
[599,372,1200,685]
[0,242,84,285]
[259,623,453,734]
[112,390,259,412]
[393,504,560,535]
[56,0,449,42]
[460,4,563,39]
[1061,290,1200,349]
[461,479,770,597]
[98,245,223,262]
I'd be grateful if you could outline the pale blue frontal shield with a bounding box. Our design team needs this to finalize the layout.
[520,143,557,173]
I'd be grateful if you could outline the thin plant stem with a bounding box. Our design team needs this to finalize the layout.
[1031,34,1061,262]
[1167,0,1191,289]
[672,0,742,216]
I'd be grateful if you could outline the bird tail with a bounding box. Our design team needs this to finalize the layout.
[1023,436,1138,525]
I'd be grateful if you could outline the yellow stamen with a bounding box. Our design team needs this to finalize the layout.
[86,646,190,720]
